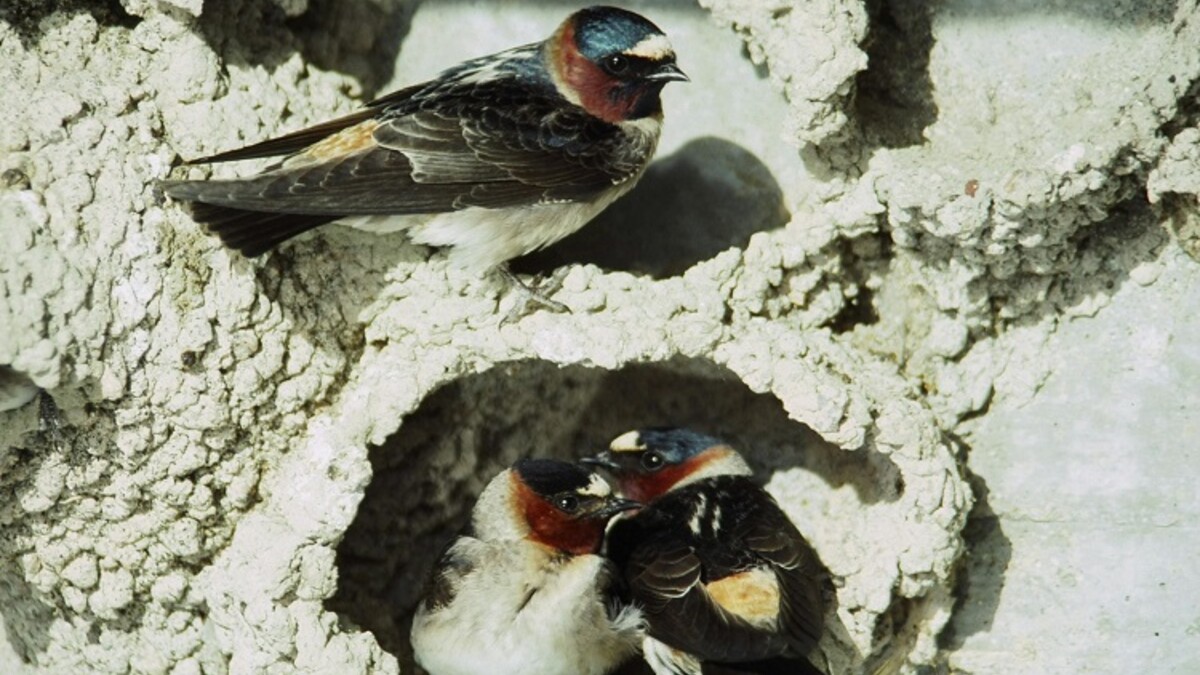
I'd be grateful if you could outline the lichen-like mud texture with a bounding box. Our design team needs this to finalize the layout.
[2,0,1197,673]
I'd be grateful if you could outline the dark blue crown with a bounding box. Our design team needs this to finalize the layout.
[572,6,666,62]
[635,427,723,462]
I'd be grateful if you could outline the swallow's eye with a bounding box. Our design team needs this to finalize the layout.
[555,495,580,513]
[605,54,630,75]
[641,452,664,471]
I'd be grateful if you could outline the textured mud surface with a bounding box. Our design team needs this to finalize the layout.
[1,0,1197,673]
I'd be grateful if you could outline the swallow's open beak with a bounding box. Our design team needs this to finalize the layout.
[644,62,689,83]
[591,496,641,519]
[581,453,620,471]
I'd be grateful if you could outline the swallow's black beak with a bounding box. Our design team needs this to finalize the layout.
[644,61,689,83]
[591,496,641,520]
[581,453,620,471]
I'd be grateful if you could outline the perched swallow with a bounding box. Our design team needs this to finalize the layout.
[585,428,833,675]
[410,458,645,675]
[161,6,687,277]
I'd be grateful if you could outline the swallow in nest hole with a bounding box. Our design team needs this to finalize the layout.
[586,427,842,675]
[410,458,645,675]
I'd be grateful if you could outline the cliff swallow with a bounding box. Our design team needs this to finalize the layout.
[586,428,833,675]
[161,6,686,287]
[410,458,644,675]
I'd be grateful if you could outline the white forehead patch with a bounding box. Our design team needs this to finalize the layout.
[579,473,612,498]
[609,430,645,453]
[623,34,674,60]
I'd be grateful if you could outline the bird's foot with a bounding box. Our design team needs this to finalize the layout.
[498,267,570,323]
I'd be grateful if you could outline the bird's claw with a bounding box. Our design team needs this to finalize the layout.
[499,267,571,323]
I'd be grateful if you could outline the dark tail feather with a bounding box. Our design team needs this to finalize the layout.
[187,201,340,257]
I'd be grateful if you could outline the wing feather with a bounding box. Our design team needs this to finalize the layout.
[610,479,832,667]
[625,536,792,663]
[165,85,655,215]
[184,109,379,165]
[739,499,832,655]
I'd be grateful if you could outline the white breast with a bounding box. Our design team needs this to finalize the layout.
[336,186,628,273]
[411,540,643,675]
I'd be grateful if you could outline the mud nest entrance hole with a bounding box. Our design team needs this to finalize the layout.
[327,357,899,668]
